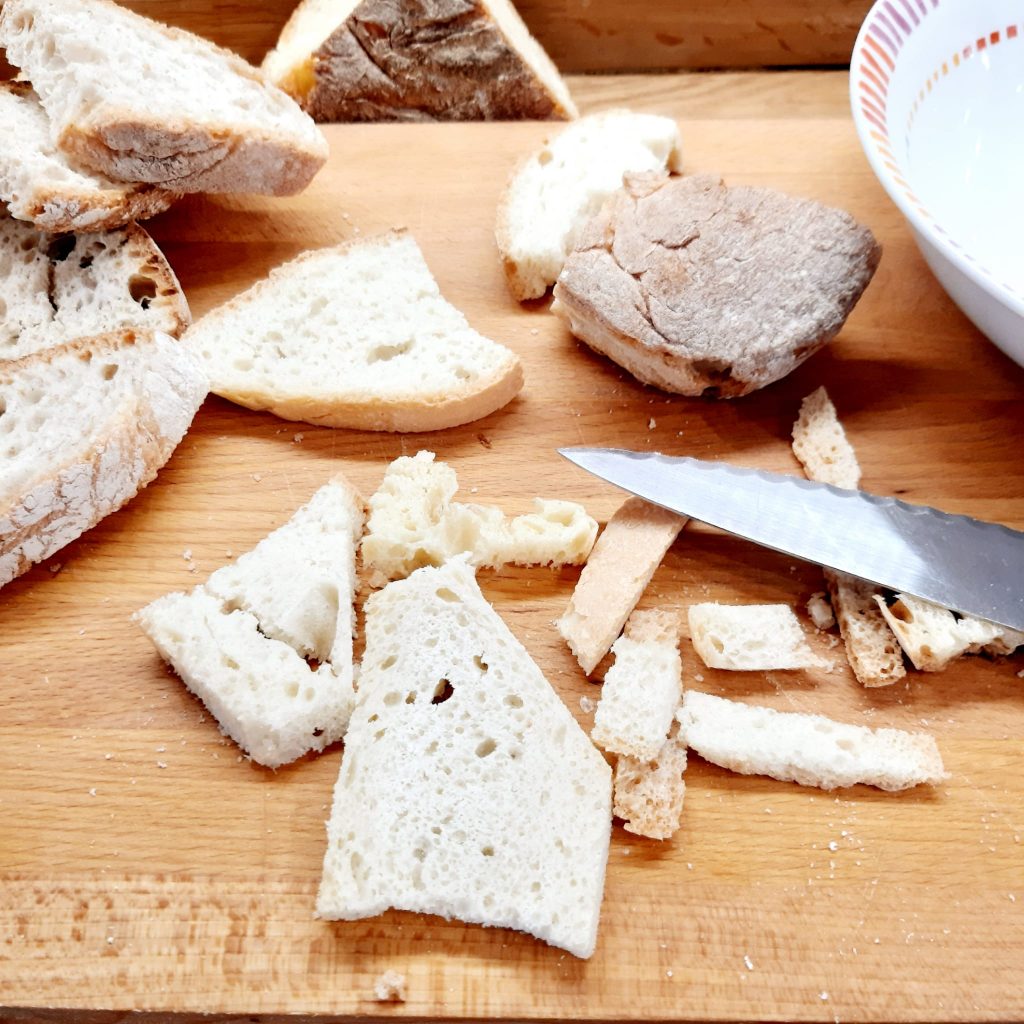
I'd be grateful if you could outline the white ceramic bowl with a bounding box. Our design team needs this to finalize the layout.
[850,0,1024,367]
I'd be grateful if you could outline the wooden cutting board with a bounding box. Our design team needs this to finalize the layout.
[2,74,1022,1023]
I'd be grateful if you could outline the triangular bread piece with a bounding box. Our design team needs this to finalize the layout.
[0,329,207,589]
[0,0,327,195]
[262,0,576,122]
[189,231,523,432]
[0,83,176,232]
[1,213,190,362]
[317,556,612,959]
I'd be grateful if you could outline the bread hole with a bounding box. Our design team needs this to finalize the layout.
[79,255,94,270]
[413,847,426,861]
[814,722,833,734]
[435,587,461,604]
[481,845,495,857]
[0,398,6,419]
[431,825,442,835]
[222,656,240,671]
[504,694,523,708]
[0,299,6,319]
[405,692,417,704]
[383,691,401,706]
[305,656,321,672]
[101,364,118,381]
[710,636,725,653]
[305,687,316,701]
[233,358,253,372]
[46,235,76,263]
[888,600,912,623]
[475,738,497,759]
[537,148,553,166]
[286,682,300,698]
[374,728,386,741]
[836,738,855,752]
[367,713,379,723]
[379,654,397,671]
[473,654,489,674]
[920,644,933,660]
[426,740,438,754]
[312,727,324,738]
[128,274,158,310]
[368,340,413,363]
[530,881,541,893]
[454,367,471,381]
[431,679,454,705]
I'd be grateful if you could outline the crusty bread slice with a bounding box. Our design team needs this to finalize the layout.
[263,0,576,122]
[677,691,946,792]
[0,329,207,589]
[189,231,523,432]
[558,497,686,676]
[495,110,682,301]
[792,386,861,489]
[613,723,687,840]
[876,594,1024,672]
[688,603,828,671]
[0,83,176,232]
[316,556,612,959]
[0,0,327,195]
[592,610,682,761]
[1,213,190,362]
[361,450,597,583]
[136,477,363,768]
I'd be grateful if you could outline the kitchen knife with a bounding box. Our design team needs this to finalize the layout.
[558,447,1024,632]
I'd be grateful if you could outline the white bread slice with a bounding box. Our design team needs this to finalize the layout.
[677,691,946,792]
[613,723,687,841]
[688,603,828,671]
[592,610,682,761]
[876,594,1024,672]
[316,556,612,959]
[361,450,597,583]
[0,83,176,232]
[263,0,576,122]
[558,497,686,676]
[0,329,207,589]
[135,477,364,768]
[495,110,683,301]
[792,386,861,489]
[0,0,327,196]
[189,231,523,432]
[1,214,190,362]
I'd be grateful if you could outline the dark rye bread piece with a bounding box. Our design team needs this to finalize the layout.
[552,172,881,398]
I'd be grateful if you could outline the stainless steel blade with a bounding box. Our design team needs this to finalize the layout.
[559,447,1024,631]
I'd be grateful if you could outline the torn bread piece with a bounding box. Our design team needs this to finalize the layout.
[592,609,682,761]
[316,556,612,959]
[688,603,829,672]
[677,691,946,792]
[263,0,576,122]
[613,723,687,841]
[190,231,522,432]
[791,387,906,688]
[1,213,190,361]
[496,110,682,301]
[559,497,686,676]
[0,82,176,232]
[135,477,364,768]
[361,450,597,583]
[876,594,1024,672]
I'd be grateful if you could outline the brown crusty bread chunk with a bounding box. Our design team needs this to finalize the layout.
[552,171,881,398]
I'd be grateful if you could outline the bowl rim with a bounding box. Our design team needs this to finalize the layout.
[849,0,1024,319]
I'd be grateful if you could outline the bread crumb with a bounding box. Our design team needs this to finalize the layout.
[293,433,305,444]
[182,549,192,561]
[579,695,595,714]
[666,969,673,978]
[88,787,97,797]
[48,563,62,573]
[743,955,754,970]
[251,473,262,482]
[648,418,656,429]
[530,328,539,336]
[373,970,407,1002]
[807,591,835,630]
[820,992,830,1001]
[156,761,168,769]
[828,840,838,852]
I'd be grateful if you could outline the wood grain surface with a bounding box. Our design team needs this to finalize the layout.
[2,72,1023,1023]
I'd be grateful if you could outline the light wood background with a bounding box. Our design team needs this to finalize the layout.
[2,73,1023,1022]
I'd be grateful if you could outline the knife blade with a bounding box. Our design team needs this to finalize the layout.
[558,447,1024,632]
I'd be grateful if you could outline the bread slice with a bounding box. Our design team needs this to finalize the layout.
[688,603,828,671]
[263,0,576,122]
[135,477,364,768]
[189,231,523,432]
[613,723,687,841]
[0,329,207,589]
[876,594,1024,672]
[677,691,946,792]
[361,450,597,583]
[0,82,176,232]
[0,0,327,195]
[592,610,682,761]
[558,497,686,676]
[552,172,881,397]
[495,110,683,301]
[792,386,861,490]
[1,213,190,362]
[316,556,612,959]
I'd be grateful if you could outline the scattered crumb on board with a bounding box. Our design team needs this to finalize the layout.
[373,970,407,1002]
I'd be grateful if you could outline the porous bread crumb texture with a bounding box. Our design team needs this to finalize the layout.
[613,723,687,840]
[677,691,946,792]
[0,214,190,361]
[806,591,835,631]
[552,172,881,398]
[361,450,596,584]
[134,478,364,768]
[264,0,576,122]
[316,557,612,959]
[189,231,522,432]
[496,110,683,301]
[0,0,327,195]
[592,609,682,760]
[826,570,906,687]
[688,602,828,672]
[0,83,176,232]
[791,386,861,489]
[372,969,407,1003]
[0,330,207,589]
[876,593,1024,672]
[558,496,686,676]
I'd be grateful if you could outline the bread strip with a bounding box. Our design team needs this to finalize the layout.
[613,724,687,841]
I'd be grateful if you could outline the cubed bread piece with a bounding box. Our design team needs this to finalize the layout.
[613,724,687,840]
[688,603,828,671]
